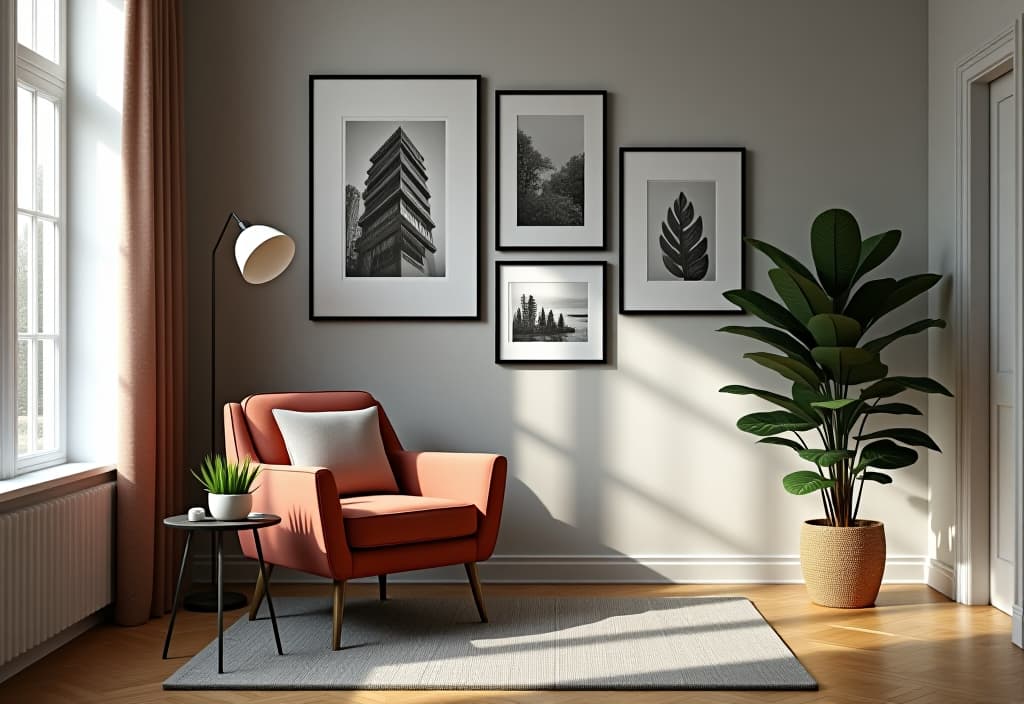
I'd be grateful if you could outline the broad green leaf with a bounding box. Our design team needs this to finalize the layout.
[846,359,889,385]
[718,325,815,365]
[723,290,817,348]
[858,439,919,470]
[862,318,947,353]
[861,376,953,400]
[811,346,877,384]
[744,352,823,388]
[855,427,940,452]
[783,470,836,495]
[758,437,805,452]
[861,471,893,485]
[720,384,817,420]
[811,398,860,410]
[880,274,942,319]
[868,274,943,329]
[793,383,827,418]
[806,313,862,347]
[865,402,922,416]
[769,268,831,323]
[811,209,862,296]
[852,230,901,284]
[843,278,898,327]
[738,411,819,436]
[746,238,817,282]
[798,448,854,466]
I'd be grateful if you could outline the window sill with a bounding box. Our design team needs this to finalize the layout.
[0,462,116,510]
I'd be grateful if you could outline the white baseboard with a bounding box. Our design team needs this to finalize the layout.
[926,558,956,598]
[194,553,929,585]
[1012,604,1023,648]
[0,610,107,684]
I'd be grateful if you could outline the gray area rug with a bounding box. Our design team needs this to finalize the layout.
[164,596,817,690]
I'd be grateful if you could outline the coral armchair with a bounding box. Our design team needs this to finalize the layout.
[223,391,507,650]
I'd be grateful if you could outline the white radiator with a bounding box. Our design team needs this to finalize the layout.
[0,482,114,665]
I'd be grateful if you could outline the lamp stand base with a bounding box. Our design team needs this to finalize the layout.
[183,590,247,613]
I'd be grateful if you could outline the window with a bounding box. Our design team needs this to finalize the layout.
[12,0,66,473]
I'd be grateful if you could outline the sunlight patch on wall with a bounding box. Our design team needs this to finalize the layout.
[96,0,124,111]
[513,371,576,525]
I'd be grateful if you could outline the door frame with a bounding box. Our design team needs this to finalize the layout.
[953,20,1023,646]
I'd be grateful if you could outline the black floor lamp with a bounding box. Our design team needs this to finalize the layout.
[183,212,295,613]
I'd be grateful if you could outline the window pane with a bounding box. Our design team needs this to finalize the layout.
[17,0,32,51]
[35,0,57,64]
[36,93,57,216]
[17,86,33,210]
[16,340,28,455]
[17,215,30,333]
[36,219,58,333]
[36,339,57,451]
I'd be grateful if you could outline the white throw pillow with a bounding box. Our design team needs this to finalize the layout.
[271,406,399,496]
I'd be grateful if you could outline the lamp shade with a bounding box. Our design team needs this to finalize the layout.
[234,224,295,284]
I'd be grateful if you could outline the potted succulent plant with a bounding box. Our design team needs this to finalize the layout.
[192,454,261,521]
[720,208,950,608]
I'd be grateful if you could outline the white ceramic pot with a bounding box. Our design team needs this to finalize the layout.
[208,493,252,521]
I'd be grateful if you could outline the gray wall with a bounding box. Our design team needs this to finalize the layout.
[184,0,930,580]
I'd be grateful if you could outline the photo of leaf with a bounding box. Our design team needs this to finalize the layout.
[646,180,716,282]
[660,191,708,279]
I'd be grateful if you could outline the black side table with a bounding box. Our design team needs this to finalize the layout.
[162,514,284,673]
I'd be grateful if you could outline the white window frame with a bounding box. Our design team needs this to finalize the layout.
[4,0,67,477]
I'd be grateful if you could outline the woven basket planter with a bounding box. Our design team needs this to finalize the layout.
[799,519,885,608]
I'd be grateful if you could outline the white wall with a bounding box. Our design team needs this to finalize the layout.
[184,0,930,581]
[67,0,123,463]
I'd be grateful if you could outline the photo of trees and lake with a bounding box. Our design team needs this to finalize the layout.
[516,115,584,226]
[510,282,588,342]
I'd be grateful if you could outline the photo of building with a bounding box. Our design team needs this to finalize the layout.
[348,125,442,277]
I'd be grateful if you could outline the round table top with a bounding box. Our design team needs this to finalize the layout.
[163,513,281,531]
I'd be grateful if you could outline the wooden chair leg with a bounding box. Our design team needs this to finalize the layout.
[249,564,274,621]
[332,580,346,651]
[378,574,387,601]
[464,562,488,623]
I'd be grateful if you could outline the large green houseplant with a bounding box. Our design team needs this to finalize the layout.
[720,208,950,607]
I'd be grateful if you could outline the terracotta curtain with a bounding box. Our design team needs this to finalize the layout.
[117,0,186,626]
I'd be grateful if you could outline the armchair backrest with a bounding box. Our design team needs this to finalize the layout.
[225,391,404,465]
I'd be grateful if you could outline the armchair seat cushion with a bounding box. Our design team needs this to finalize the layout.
[340,494,478,549]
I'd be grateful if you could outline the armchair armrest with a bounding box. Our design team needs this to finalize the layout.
[237,463,352,581]
[389,451,507,561]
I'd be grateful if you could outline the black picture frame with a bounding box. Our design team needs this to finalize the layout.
[494,260,609,365]
[618,146,746,315]
[309,74,483,321]
[495,90,608,251]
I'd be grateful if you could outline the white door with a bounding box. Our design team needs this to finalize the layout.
[989,69,1016,616]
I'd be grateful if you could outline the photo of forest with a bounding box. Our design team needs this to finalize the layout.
[516,115,585,226]
[510,282,588,342]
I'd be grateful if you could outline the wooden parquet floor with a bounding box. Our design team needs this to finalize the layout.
[1,583,1021,704]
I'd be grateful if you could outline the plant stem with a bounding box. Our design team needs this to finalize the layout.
[853,475,865,521]
[792,431,834,524]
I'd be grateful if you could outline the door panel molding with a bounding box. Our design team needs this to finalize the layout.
[953,20,1023,647]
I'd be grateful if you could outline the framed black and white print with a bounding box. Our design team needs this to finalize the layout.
[619,147,745,313]
[496,91,606,250]
[495,261,607,364]
[310,75,481,319]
